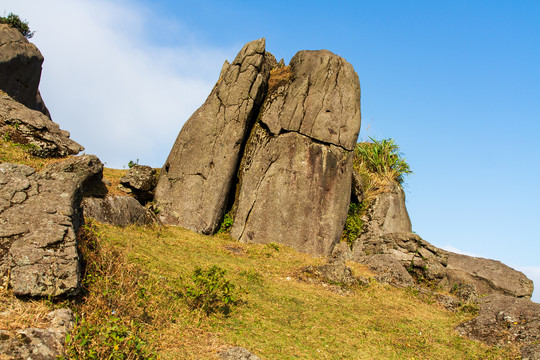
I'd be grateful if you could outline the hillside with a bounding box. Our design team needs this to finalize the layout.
[0,137,521,359]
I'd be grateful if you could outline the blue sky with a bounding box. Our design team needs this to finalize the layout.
[4,0,539,301]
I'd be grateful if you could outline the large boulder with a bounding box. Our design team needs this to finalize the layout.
[442,252,534,299]
[0,91,83,157]
[456,294,540,359]
[0,155,102,297]
[0,23,50,117]
[118,165,157,204]
[82,195,157,226]
[154,38,275,234]
[230,50,361,255]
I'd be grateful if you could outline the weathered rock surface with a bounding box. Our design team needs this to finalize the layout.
[0,155,102,297]
[442,252,534,299]
[301,262,360,287]
[219,347,262,360]
[118,165,157,204]
[155,38,275,233]
[457,294,540,359]
[357,182,412,240]
[355,253,414,287]
[0,308,74,359]
[82,195,157,226]
[0,91,83,157]
[230,50,361,255]
[0,24,50,117]
[353,232,448,282]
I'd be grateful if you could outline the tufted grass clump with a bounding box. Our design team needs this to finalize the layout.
[0,13,34,39]
[353,138,412,199]
[341,202,366,248]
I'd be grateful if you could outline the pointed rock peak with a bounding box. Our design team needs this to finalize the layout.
[232,38,266,65]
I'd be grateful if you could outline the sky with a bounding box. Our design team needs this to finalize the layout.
[2,0,539,301]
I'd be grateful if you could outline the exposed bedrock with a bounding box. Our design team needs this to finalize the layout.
[230,49,361,255]
[154,38,275,234]
[0,155,103,297]
[0,24,50,117]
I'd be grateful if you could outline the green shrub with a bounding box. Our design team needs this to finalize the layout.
[217,211,234,234]
[0,13,34,39]
[64,315,155,360]
[341,202,365,248]
[181,265,241,316]
[354,138,412,185]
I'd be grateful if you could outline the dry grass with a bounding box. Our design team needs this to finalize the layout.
[0,289,53,331]
[0,137,68,170]
[268,66,292,95]
[102,167,128,196]
[83,223,520,360]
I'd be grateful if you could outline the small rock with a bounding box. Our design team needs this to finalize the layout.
[219,347,262,360]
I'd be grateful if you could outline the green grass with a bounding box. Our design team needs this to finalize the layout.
[75,222,519,359]
[2,139,520,359]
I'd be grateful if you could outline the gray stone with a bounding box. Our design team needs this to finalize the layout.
[219,347,262,360]
[352,232,448,282]
[0,308,74,359]
[443,252,534,299]
[82,195,157,226]
[0,91,83,157]
[0,24,50,117]
[119,165,157,204]
[301,263,359,287]
[357,182,412,240]
[456,294,540,359]
[230,49,361,256]
[0,155,103,297]
[355,254,414,287]
[154,38,275,234]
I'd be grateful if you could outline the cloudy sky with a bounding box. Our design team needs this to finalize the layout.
[3,0,539,301]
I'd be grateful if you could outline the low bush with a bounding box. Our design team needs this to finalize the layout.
[180,265,241,316]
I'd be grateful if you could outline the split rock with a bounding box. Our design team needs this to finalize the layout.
[154,38,275,233]
[231,50,361,255]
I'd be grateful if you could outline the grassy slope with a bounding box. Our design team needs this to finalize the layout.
[0,138,520,359]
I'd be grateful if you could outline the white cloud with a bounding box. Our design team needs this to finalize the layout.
[3,0,232,167]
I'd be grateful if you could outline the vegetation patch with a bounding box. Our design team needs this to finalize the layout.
[0,12,34,39]
[354,137,412,198]
[267,66,292,95]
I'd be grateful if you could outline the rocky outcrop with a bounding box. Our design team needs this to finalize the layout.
[353,232,448,282]
[0,24,50,117]
[118,165,157,204]
[0,308,74,359]
[0,91,83,157]
[356,182,412,239]
[82,195,157,226]
[230,50,361,255]
[442,253,534,299]
[0,155,102,297]
[356,253,414,287]
[154,38,275,233]
[457,294,540,359]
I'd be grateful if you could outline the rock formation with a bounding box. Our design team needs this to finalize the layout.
[457,294,540,359]
[118,164,157,204]
[230,50,361,255]
[0,91,83,157]
[0,24,50,117]
[154,38,275,234]
[82,195,157,226]
[0,155,102,297]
